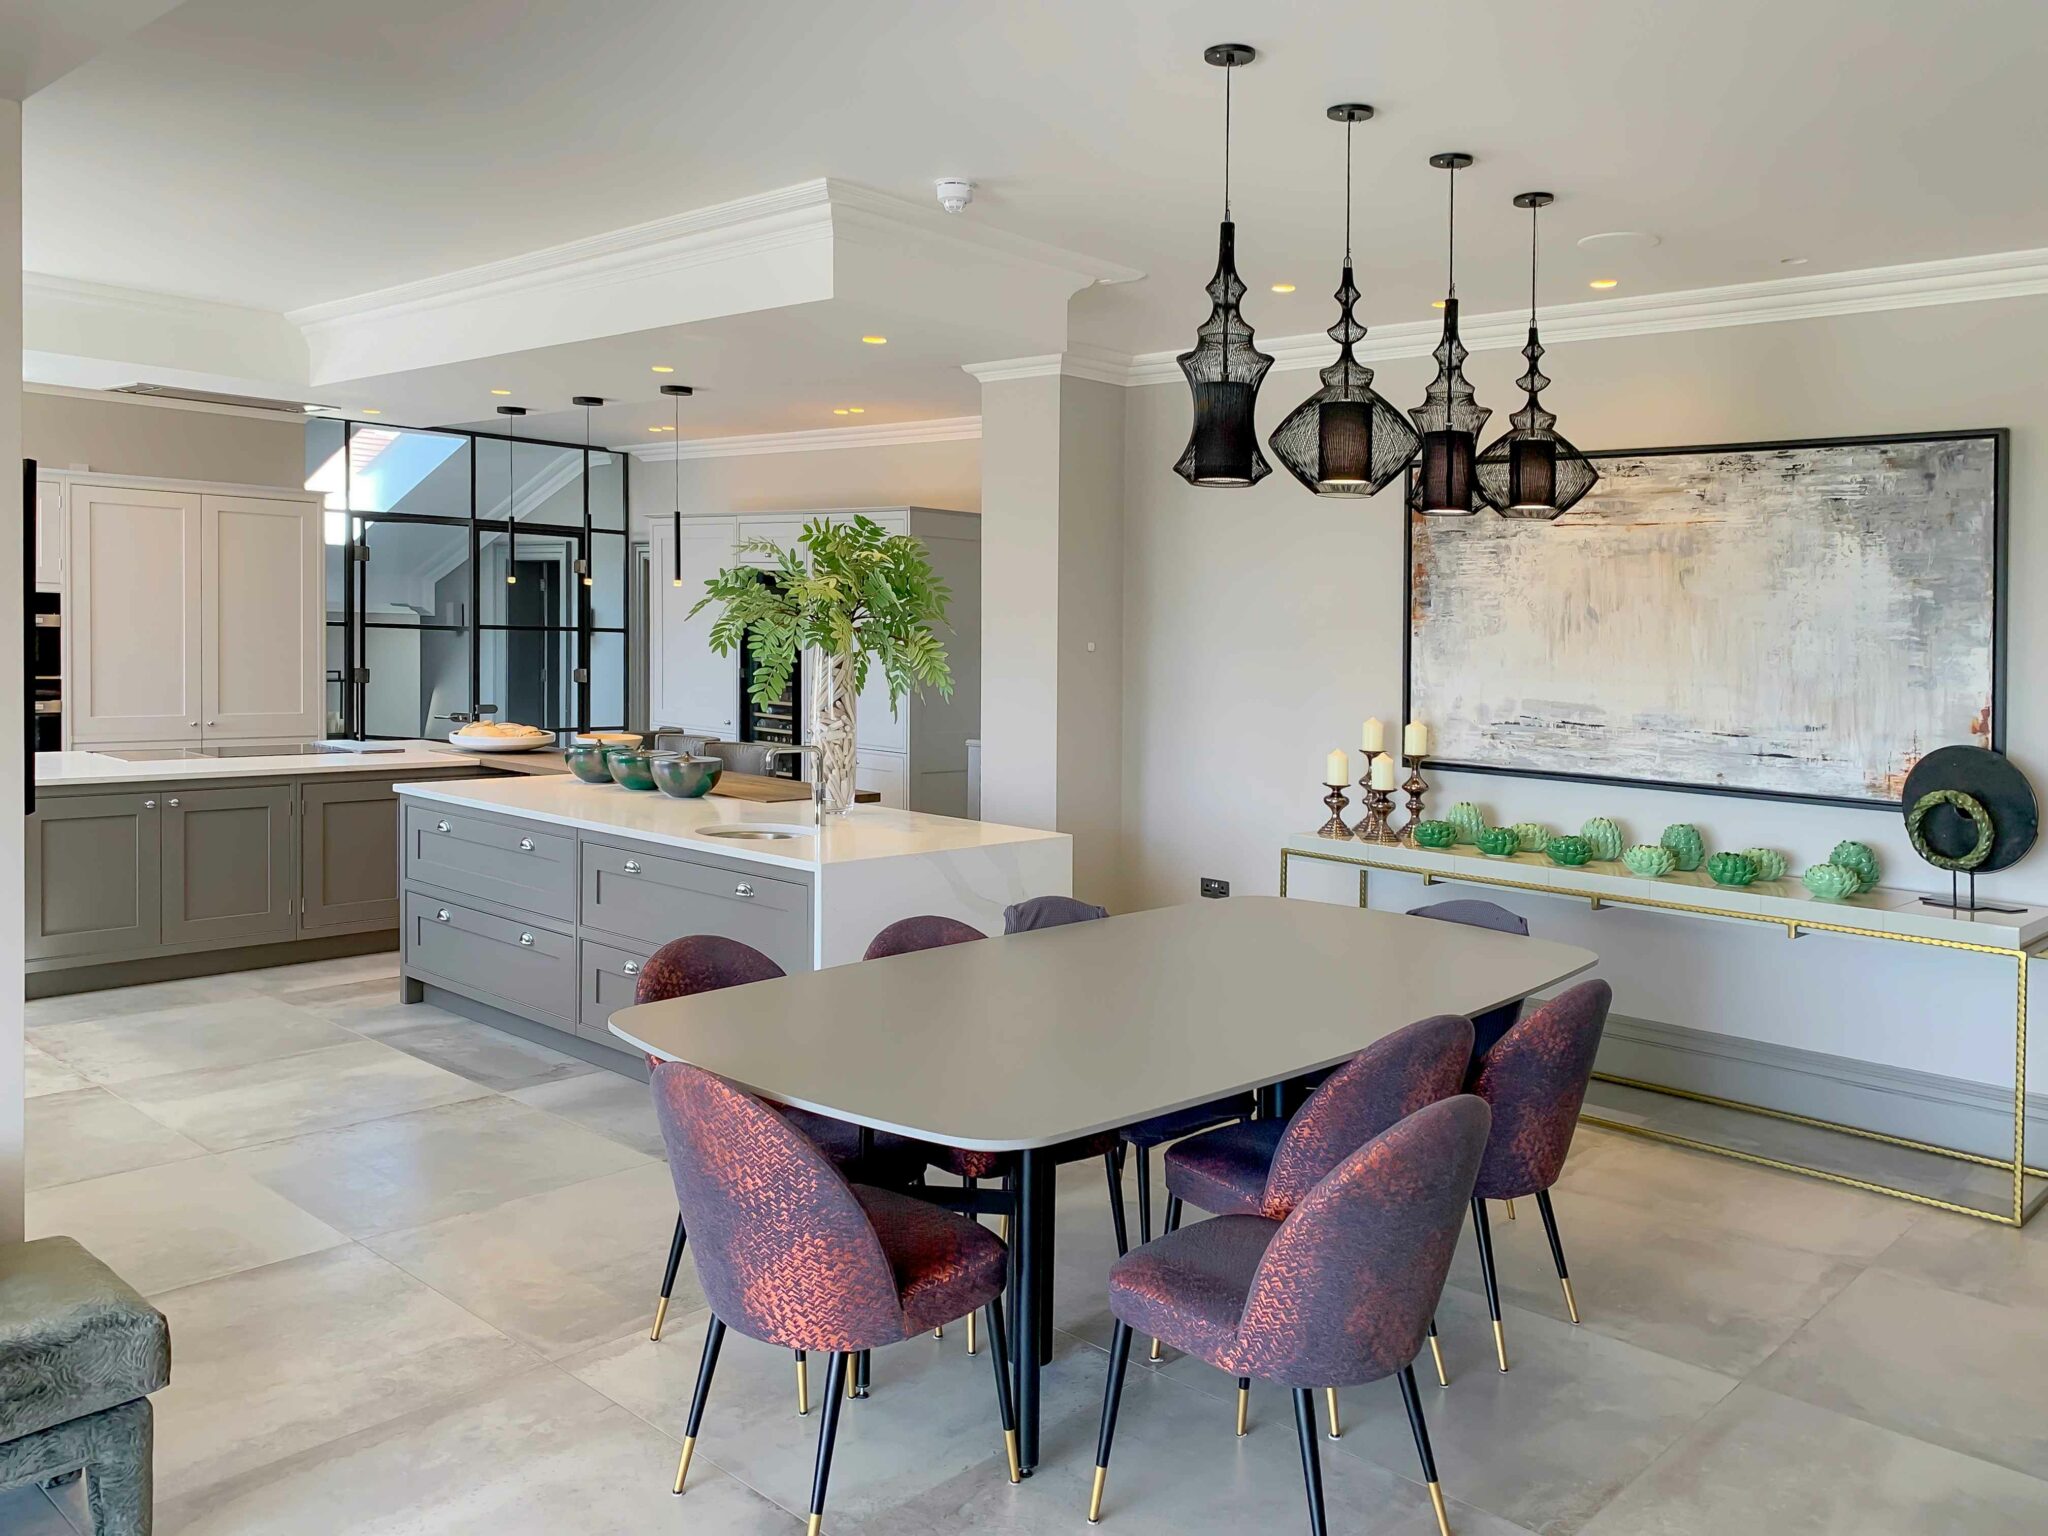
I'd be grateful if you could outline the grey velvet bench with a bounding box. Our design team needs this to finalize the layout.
[0,1237,170,1534]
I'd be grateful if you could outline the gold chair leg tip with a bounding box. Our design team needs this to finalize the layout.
[805,1515,823,1536]
[1087,1466,1108,1523]
[671,1435,695,1495]
[1561,1277,1581,1325]
[1428,1479,1452,1536]
[1147,1338,1163,1361]
[649,1296,670,1342]
[1004,1428,1021,1484]
[1492,1321,1509,1373]
[1235,1386,1249,1437]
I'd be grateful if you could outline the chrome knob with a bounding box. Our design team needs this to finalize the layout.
[166,797,180,808]
[435,908,450,922]
[142,799,156,809]
[435,819,450,833]
[734,882,754,899]
[518,932,534,947]
[623,961,640,976]
[518,837,534,851]
[623,860,641,874]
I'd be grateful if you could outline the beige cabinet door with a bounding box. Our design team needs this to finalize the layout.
[34,476,64,589]
[202,494,323,740]
[648,516,739,736]
[68,484,203,744]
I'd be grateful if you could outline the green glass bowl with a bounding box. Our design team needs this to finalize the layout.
[605,747,659,791]
[564,743,615,784]
[651,753,723,799]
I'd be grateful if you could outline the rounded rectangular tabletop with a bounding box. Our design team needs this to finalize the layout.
[610,895,1597,1150]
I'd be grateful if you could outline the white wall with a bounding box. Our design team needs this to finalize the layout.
[3,99,24,1240]
[24,389,304,485]
[627,435,980,518]
[1120,295,2048,1093]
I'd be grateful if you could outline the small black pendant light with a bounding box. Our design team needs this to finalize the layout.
[1173,43,1273,488]
[1409,153,1490,515]
[495,404,526,582]
[572,395,603,585]
[1268,104,1419,497]
[660,383,694,585]
[1476,193,1600,519]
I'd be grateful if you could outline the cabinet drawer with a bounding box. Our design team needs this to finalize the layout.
[404,804,576,920]
[581,840,812,972]
[579,937,653,1048]
[404,892,575,1026]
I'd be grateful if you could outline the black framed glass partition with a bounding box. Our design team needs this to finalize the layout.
[307,417,630,741]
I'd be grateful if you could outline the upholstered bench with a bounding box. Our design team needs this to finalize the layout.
[0,1237,171,1535]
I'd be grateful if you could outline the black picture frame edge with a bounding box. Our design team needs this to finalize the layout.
[1399,427,2009,813]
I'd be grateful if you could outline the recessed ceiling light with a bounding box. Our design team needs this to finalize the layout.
[361,408,382,415]
[1589,278,1619,290]
[650,365,674,373]
[1431,299,1447,309]
[1780,256,1810,266]
[490,389,511,396]
[833,409,850,416]
[848,407,864,414]
[1270,283,1296,293]
[861,335,888,345]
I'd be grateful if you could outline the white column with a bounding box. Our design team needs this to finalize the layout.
[1,96,24,1241]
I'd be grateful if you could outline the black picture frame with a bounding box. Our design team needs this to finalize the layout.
[1400,428,2009,812]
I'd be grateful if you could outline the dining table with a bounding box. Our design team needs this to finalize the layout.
[610,893,1598,1475]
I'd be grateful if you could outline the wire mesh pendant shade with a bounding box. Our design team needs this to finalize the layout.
[1476,324,1599,518]
[1268,265,1419,495]
[1408,297,1490,515]
[1174,220,1274,487]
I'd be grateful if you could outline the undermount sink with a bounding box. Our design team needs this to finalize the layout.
[695,823,813,841]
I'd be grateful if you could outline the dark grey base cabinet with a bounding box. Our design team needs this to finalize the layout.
[163,786,295,947]
[27,793,163,960]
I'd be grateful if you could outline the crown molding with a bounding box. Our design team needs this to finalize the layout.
[26,272,280,324]
[626,415,981,462]
[826,181,1144,289]
[961,344,1137,386]
[23,381,324,425]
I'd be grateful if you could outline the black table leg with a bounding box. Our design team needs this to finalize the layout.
[1012,1146,1053,1475]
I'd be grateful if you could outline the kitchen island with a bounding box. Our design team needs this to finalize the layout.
[393,774,1071,1066]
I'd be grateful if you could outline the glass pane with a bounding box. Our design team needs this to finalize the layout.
[589,531,626,628]
[478,527,577,627]
[305,418,345,508]
[589,450,625,531]
[588,632,626,731]
[477,628,572,733]
[324,516,354,623]
[324,624,346,736]
[363,520,472,626]
[361,620,469,740]
[347,426,471,517]
[478,437,583,528]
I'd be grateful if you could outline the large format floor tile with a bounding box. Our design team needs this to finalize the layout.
[224,1093,650,1237]
[507,1067,664,1158]
[24,974,258,1028]
[25,1155,347,1295]
[330,1002,598,1092]
[148,1244,539,1508]
[22,1040,91,1097]
[25,1085,205,1190]
[28,997,357,1086]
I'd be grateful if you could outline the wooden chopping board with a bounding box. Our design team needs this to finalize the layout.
[709,771,880,804]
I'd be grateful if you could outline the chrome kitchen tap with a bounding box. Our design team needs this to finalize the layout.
[762,743,824,818]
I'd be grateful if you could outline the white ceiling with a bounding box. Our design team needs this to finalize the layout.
[22,0,2048,435]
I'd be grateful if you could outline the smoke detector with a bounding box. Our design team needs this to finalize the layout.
[935,178,975,214]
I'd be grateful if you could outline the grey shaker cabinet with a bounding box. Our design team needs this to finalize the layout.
[161,785,296,947]
[26,793,163,960]
[300,777,405,933]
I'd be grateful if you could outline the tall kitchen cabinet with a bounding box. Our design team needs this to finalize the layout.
[62,477,324,749]
[645,507,981,815]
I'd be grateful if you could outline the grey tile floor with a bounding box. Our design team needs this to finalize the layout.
[10,953,2047,1534]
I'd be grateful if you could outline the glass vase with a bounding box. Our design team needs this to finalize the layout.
[808,652,860,815]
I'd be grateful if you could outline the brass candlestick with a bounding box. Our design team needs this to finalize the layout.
[1399,757,1430,842]
[1317,783,1355,839]
[1360,785,1402,845]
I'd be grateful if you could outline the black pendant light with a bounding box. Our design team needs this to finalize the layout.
[495,404,526,583]
[572,395,603,585]
[1268,104,1419,497]
[1476,193,1600,519]
[1409,153,1490,515]
[660,383,694,586]
[1173,43,1273,488]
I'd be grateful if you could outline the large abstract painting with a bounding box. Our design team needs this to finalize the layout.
[1405,431,2005,806]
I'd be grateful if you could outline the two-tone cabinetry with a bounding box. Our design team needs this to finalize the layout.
[399,799,812,1058]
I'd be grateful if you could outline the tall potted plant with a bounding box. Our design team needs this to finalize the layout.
[691,516,953,814]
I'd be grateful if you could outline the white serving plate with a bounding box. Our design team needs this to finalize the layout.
[451,730,554,754]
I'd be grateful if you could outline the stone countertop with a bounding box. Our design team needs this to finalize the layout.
[395,772,1067,872]
[36,746,491,787]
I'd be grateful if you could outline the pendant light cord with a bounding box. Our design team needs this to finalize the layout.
[1223,62,1233,220]
[1446,161,1457,299]
[1529,201,1539,323]
[1343,118,1353,264]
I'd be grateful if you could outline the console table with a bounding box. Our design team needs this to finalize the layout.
[1280,834,2048,1227]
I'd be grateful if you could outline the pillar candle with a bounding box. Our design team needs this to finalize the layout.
[1403,722,1429,756]
[1370,753,1397,790]
[1361,717,1385,753]
[1325,748,1348,785]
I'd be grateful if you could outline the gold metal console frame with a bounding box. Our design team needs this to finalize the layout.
[1280,843,2044,1228]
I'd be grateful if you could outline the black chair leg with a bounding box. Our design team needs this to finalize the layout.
[984,1300,1020,1482]
[808,1352,851,1535]
[1088,1320,1135,1523]
[1135,1144,1154,1244]
[1291,1387,1329,1536]
[1470,1196,1507,1372]
[1535,1189,1579,1324]
[851,1348,871,1399]
[1149,1197,1185,1360]
[1104,1150,1130,1257]
[651,1212,687,1340]
[672,1314,725,1494]
[1397,1364,1452,1536]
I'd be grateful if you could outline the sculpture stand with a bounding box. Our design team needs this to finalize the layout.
[1921,870,2024,914]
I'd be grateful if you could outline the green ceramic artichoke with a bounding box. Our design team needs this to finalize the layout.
[1742,847,1789,882]
[1412,820,1458,849]
[1623,843,1678,878]
[1445,802,1488,846]
[1829,840,1879,894]
[1802,862,1861,901]
[1476,826,1520,858]
[1581,817,1626,862]
[1546,835,1592,866]
[1510,821,1550,853]
[1706,851,1758,886]
[1660,823,1706,872]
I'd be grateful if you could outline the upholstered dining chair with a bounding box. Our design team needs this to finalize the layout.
[1407,899,1531,1074]
[1090,1095,1491,1536]
[1155,1012,1474,1432]
[1462,978,1611,1372]
[635,935,923,1417]
[864,912,1133,1357]
[652,1062,1020,1531]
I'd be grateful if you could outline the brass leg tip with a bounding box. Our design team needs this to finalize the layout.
[1428,1479,1452,1536]
[967,1314,978,1356]
[1504,1198,1516,1220]
[1561,1277,1581,1325]
[1147,1337,1163,1362]
[806,1515,823,1536]
[1428,1335,1449,1389]
[649,1295,670,1342]
[1235,1385,1249,1437]
[933,1324,944,1339]
[795,1359,809,1417]
[1492,1320,1509,1373]
[1325,1386,1340,1440]
[1087,1465,1108,1523]
[1004,1428,1021,1484]
[671,1434,695,1495]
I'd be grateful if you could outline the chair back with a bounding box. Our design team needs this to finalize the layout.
[1234,1095,1490,1387]
[635,934,784,1006]
[650,1062,906,1351]
[1003,895,1109,933]
[1408,899,1530,1069]
[1470,979,1612,1197]
[864,914,986,959]
[1260,1013,1473,1219]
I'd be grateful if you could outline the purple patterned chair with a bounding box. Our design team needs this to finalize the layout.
[652,1063,1020,1526]
[1155,1012,1474,1425]
[1089,1095,1491,1536]
[1464,979,1611,1372]
[1407,899,1531,1075]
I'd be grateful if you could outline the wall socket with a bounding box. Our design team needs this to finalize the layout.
[1200,877,1230,899]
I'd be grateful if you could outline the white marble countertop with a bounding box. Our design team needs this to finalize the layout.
[395,772,1068,871]
[36,746,490,787]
